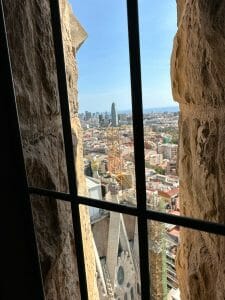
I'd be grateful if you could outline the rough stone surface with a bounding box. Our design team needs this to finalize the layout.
[4,0,99,299]
[172,1,225,299]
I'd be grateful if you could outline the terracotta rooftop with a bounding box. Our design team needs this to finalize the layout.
[168,227,180,238]
[159,188,179,198]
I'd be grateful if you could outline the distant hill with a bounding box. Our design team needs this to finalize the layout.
[119,106,179,114]
[143,106,179,113]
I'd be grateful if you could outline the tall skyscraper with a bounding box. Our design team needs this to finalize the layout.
[111,102,118,127]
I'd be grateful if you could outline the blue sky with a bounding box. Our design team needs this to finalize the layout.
[70,0,177,113]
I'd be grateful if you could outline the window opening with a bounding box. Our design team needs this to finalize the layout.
[2,0,225,300]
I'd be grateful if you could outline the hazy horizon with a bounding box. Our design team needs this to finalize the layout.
[79,104,179,114]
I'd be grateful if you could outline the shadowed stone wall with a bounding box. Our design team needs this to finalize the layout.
[172,1,225,299]
[3,0,99,299]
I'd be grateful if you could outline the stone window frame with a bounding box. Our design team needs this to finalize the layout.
[2,0,225,299]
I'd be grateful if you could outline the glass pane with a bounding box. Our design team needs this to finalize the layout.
[138,0,225,225]
[139,0,179,210]
[81,205,141,299]
[139,0,225,225]
[148,220,225,299]
[139,0,177,111]
[138,0,179,214]
[72,0,137,205]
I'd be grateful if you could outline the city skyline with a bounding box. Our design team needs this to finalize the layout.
[82,109,180,299]
[80,104,179,115]
[71,0,177,112]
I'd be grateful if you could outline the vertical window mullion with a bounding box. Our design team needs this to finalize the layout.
[126,0,151,299]
[49,1,88,299]
[0,1,45,298]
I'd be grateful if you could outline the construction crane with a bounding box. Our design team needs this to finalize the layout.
[106,125,122,175]
[115,172,132,190]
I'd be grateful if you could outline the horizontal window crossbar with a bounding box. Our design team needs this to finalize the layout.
[29,186,138,216]
[29,187,71,202]
[146,210,225,236]
[29,187,225,237]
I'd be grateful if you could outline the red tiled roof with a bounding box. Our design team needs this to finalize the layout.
[169,228,180,238]
[158,188,179,198]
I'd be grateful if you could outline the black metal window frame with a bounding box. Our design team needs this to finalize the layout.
[2,0,225,299]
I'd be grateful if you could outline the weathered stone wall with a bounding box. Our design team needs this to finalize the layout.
[4,0,99,299]
[172,1,225,299]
